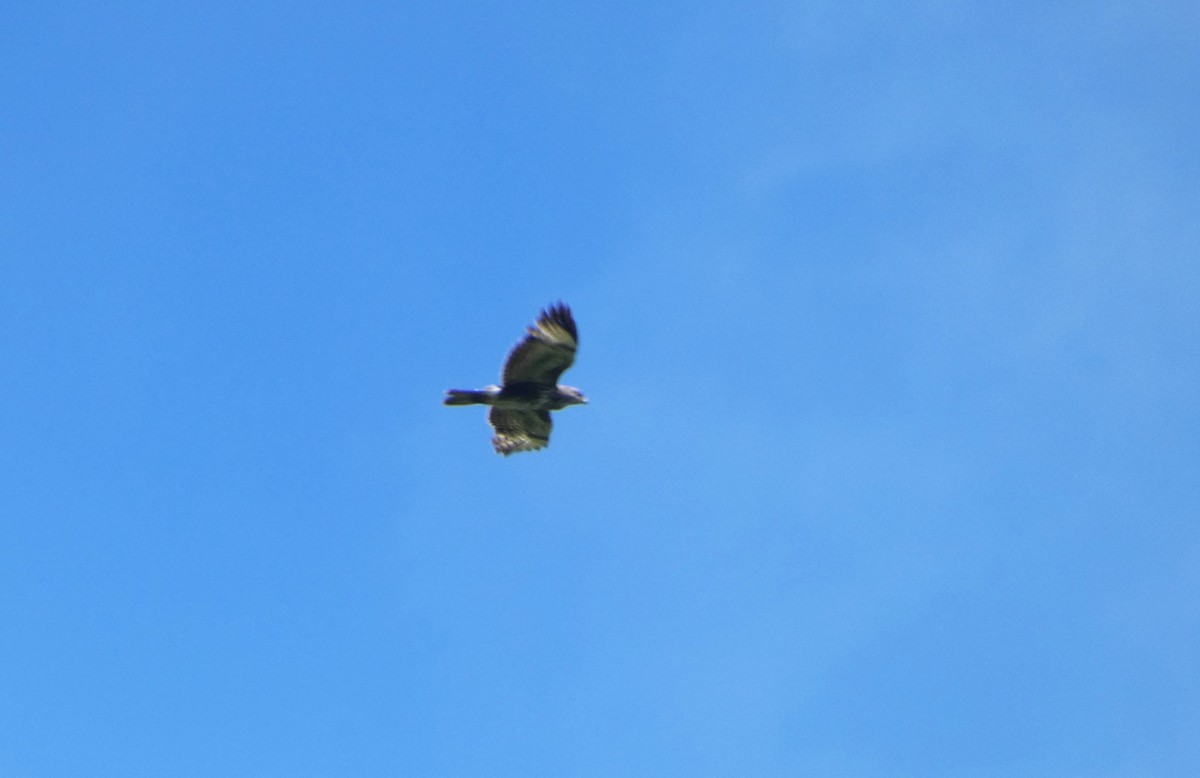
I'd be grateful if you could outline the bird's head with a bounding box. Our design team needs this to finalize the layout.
[559,386,588,406]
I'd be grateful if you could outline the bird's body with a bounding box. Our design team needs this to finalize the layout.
[444,383,584,411]
[444,303,586,455]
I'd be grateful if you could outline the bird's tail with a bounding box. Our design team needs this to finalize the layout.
[444,389,490,406]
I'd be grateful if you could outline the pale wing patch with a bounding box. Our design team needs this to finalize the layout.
[532,317,576,348]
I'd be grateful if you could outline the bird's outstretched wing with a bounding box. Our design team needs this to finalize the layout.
[489,408,552,456]
[501,302,578,386]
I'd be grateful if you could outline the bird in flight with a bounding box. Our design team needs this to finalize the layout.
[444,302,587,455]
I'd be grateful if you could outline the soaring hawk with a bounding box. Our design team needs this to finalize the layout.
[444,302,587,455]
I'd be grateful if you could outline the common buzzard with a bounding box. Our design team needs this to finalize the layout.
[444,302,587,455]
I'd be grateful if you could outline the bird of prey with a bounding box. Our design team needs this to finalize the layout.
[444,302,587,455]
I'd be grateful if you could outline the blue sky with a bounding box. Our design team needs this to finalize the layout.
[2,2,1198,775]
